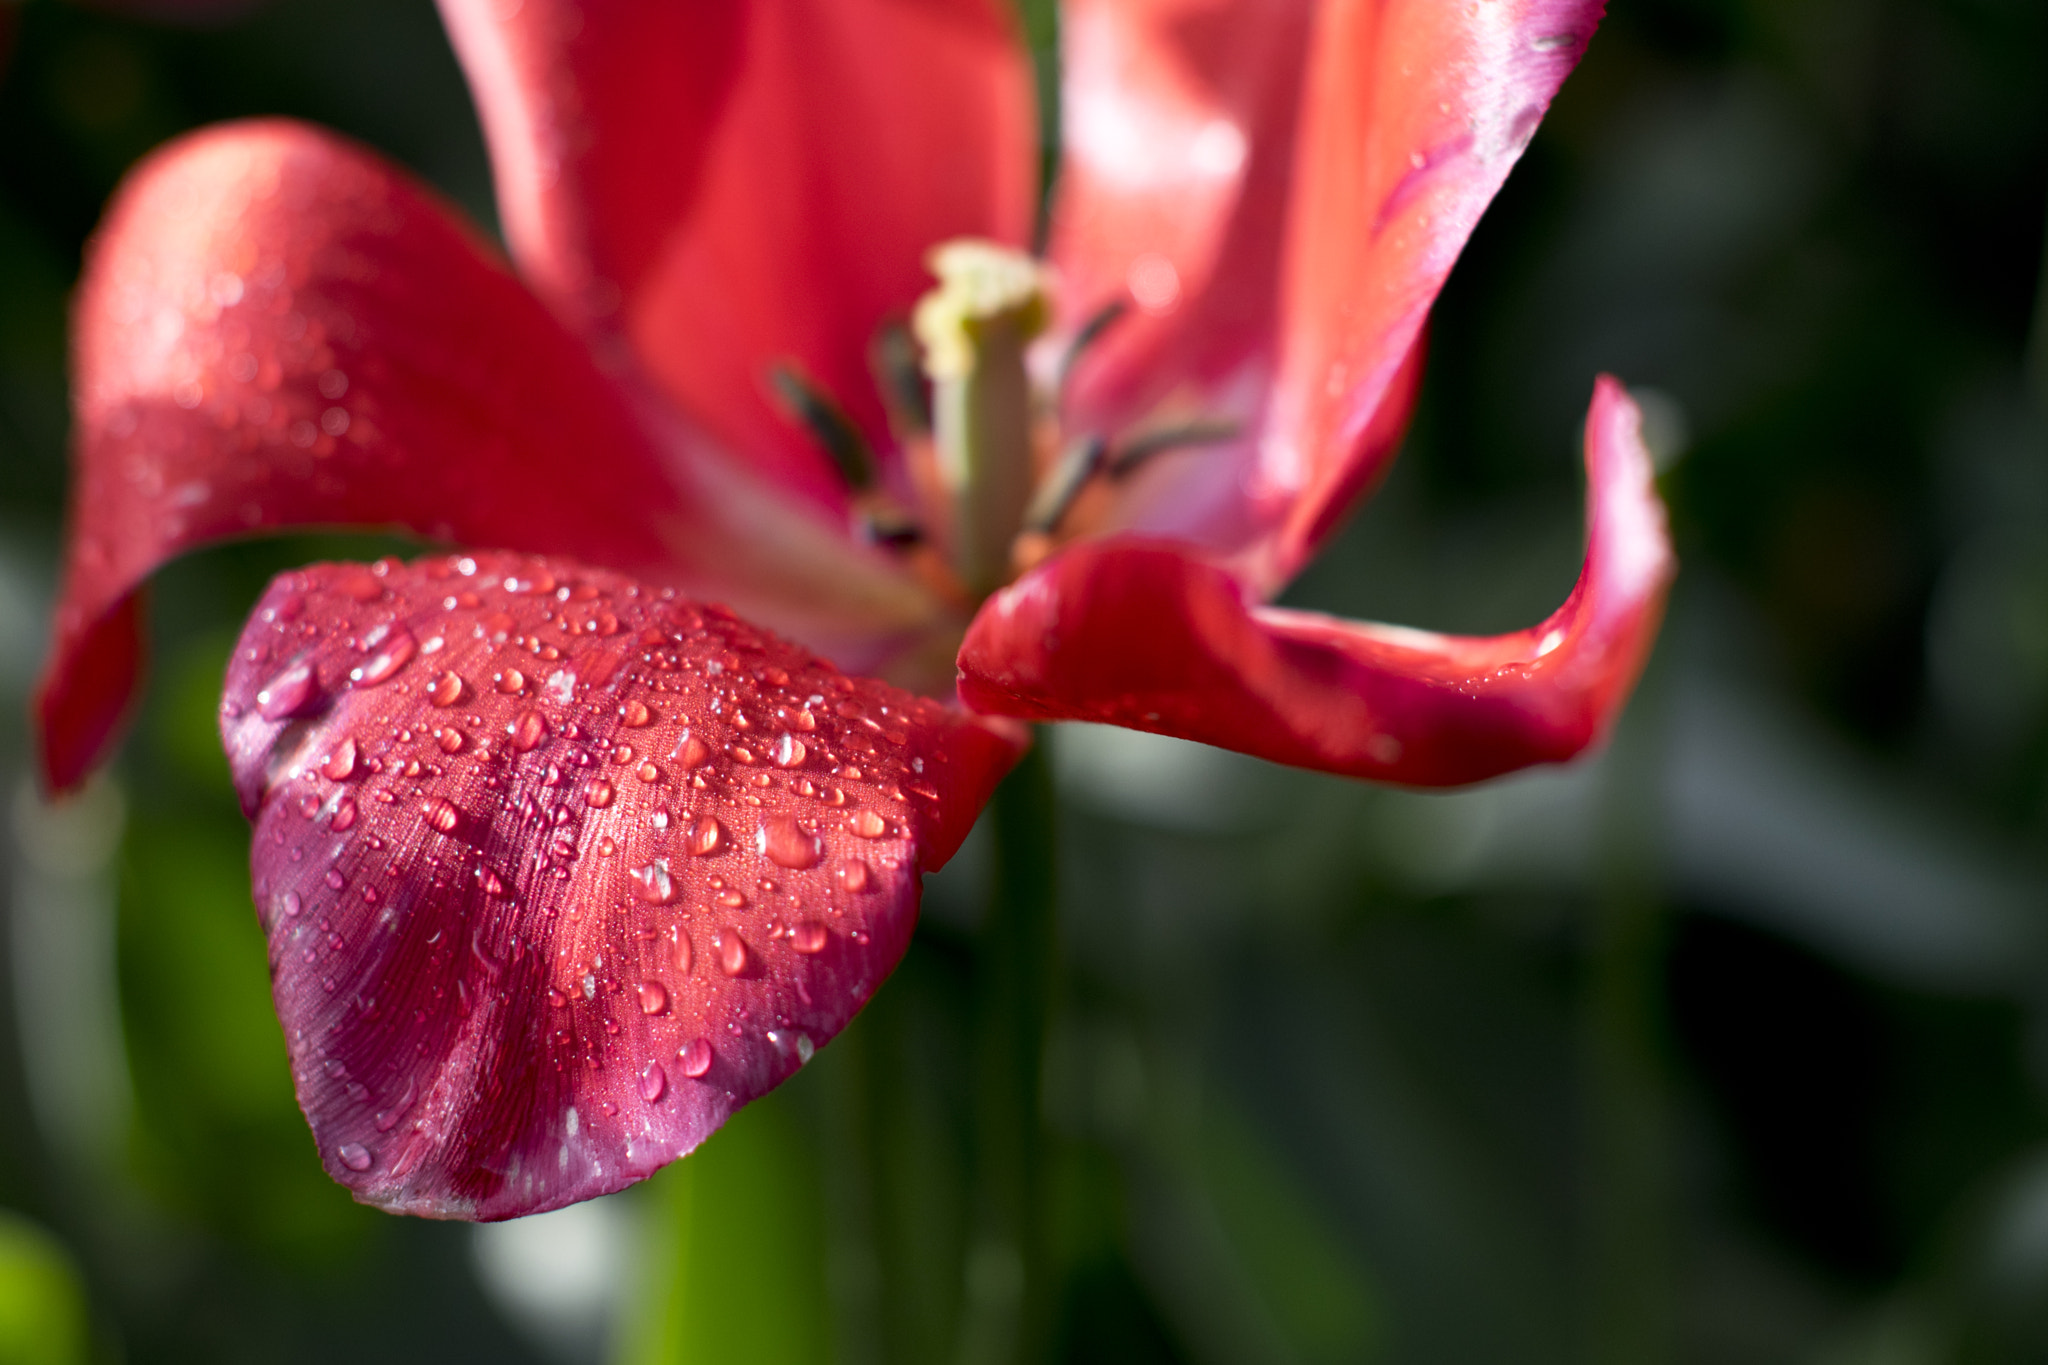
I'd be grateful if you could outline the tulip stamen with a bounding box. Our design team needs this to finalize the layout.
[1022,434,1108,536]
[1055,298,1130,396]
[869,321,932,439]
[1106,419,1240,479]
[769,361,923,548]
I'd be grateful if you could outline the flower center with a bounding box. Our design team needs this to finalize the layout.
[770,238,1237,608]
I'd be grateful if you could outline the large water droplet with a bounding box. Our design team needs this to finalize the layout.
[257,661,318,720]
[673,733,710,769]
[716,930,748,976]
[771,734,807,768]
[495,668,526,695]
[338,1142,373,1172]
[791,921,829,955]
[630,859,676,905]
[757,814,821,870]
[851,809,888,839]
[639,1061,667,1103]
[834,858,871,893]
[423,796,462,835]
[332,798,358,832]
[671,928,692,974]
[585,779,615,809]
[512,710,549,752]
[679,1038,712,1078]
[621,700,652,728]
[322,738,358,781]
[352,628,416,686]
[684,815,723,857]
[637,979,669,1015]
[636,761,660,784]
[428,670,464,707]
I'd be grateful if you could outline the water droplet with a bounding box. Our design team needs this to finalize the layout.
[791,921,829,955]
[621,700,652,728]
[352,628,416,686]
[716,930,748,976]
[674,733,710,768]
[671,928,692,974]
[771,734,807,768]
[338,1142,372,1172]
[281,890,302,917]
[495,668,526,694]
[679,1038,712,1078]
[332,798,358,832]
[637,979,669,1015]
[834,858,871,893]
[513,710,549,752]
[684,815,723,856]
[757,814,821,869]
[717,889,747,909]
[257,661,318,719]
[586,779,615,809]
[322,738,358,780]
[630,859,676,905]
[638,1061,667,1103]
[851,809,888,839]
[437,727,466,754]
[325,868,347,890]
[423,796,461,835]
[636,761,660,783]
[428,670,464,706]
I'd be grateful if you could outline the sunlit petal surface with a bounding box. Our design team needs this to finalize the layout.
[441,0,1038,510]
[41,118,941,794]
[958,377,1671,783]
[223,552,1016,1219]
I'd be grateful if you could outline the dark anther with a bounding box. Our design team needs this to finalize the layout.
[869,321,931,438]
[769,363,879,491]
[1057,298,1130,394]
[858,503,924,548]
[1022,434,1109,535]
[1108,419,1240,478]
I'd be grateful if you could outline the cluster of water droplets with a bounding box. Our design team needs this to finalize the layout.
[226,551,962,1197]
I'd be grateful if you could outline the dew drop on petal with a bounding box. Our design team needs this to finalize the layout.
[352,628,416,686]
[834,858,871,893]
[684,816,722,857]
[639,1061,667,1103]
[637,980,669,1015]
[338,1142,372,1172]
[630,859,676,905]
[257,661,317,720]
[674,733,710,769]
[428,671,464,707]
[757,814,821,869]
[636,762,660,784]
[586,779,615,809]
[671,929,692,974]
[331,798,358,832]
[513,710,549,752]
[791,921,829,955]
[851,809,888,839]
[716,930,747,976]
[322,738,357,781]
[621,700,651,727]
[423,797,461,835]
[680,1038,712,1078]
[495,669,526,694]
[771,734,806,768]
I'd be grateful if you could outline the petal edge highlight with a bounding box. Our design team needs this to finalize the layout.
[957,377,1673,786]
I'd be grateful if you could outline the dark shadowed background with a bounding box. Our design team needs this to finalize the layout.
[0,0,2045,1362]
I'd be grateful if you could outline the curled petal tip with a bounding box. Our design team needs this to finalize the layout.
[957,376,1673,786]
[224,551,1013,1219]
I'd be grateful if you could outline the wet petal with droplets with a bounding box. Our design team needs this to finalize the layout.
[222,551,1018,1220]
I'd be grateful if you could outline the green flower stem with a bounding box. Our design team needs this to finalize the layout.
[957,740,1058,1365]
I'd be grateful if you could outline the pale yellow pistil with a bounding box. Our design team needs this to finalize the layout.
[911,240,1051,601]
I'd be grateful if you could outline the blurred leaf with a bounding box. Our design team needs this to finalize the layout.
[0,1211,88,1365]
[617,1090,830,1365]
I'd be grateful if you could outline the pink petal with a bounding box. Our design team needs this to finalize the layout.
[1048,0,1318,442]
[1255,0,1608,585]
[958,377,1672,785]
[40,118,936,793]
[223,551,1018,1219]
[440,0,1038,510]
[1048,0,1605,578]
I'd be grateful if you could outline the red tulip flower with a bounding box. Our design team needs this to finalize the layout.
[35,0,1671,1220]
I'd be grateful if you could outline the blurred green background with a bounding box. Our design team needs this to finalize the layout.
[0,0,2045,1361]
